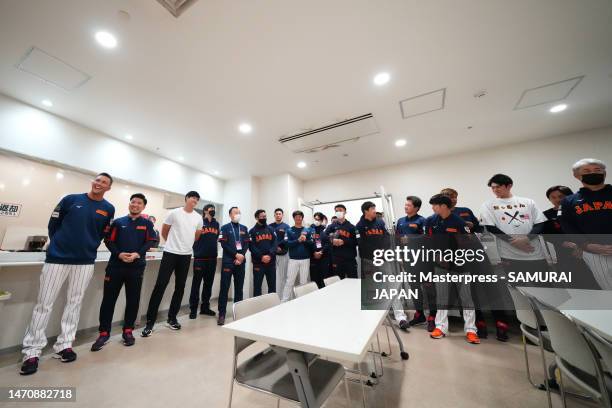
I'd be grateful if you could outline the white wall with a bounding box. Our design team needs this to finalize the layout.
[258,173,304,222]
[303,127,612,219]
[0,94,224,202]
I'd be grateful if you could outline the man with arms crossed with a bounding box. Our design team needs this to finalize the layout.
[141,191,203,336]
[21,172,115,375]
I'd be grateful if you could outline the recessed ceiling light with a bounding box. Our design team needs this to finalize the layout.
[22,178,31,186]
[395,139,407,147]
[55,172,64,180]
[373,72,390,86]
[125,134,133,140]
[238,123,253,134]
[178,156,185,161]
[95,31,118,48]
[297,161,307,169]
[549,103,567,113]
[213,170,220,175]
[42,99,53,107]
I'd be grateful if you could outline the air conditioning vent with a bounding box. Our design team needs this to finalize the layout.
[156,0,199,17]
[279,114,378,153]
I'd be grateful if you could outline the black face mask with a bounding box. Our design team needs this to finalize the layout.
[258,218,267,225]
[208,210,215,217]
[582,173,605,186]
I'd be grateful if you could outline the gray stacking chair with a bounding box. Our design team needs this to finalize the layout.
[508,285,554,408]
[323,276,341,286]
[534,299,611,408]
[580,328,612,408]
[229,293,350,407]
[293,282,318,298]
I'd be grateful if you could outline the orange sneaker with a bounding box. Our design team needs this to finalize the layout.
[430,328,445,339]
[466,332,480,344]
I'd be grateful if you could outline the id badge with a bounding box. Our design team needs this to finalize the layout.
[235,241,243,251]
[315,239,322,249]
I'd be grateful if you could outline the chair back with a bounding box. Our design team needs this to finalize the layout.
[534,300,596,376]
[232,293,280,355]
[323,276,340,286]
[293,282,318,298]
[507,285,538,329]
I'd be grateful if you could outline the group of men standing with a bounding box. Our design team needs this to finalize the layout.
[18,157,610,375]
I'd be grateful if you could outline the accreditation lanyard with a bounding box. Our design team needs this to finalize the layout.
[231,223,242,251]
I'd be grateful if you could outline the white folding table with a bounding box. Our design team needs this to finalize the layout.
[222,278,389,407]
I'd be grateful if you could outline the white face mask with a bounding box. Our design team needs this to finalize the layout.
[314,220,321,227]
[335,211,345,220]
[232,214,241,223]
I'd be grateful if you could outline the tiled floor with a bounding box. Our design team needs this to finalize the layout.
[0,307,595,408]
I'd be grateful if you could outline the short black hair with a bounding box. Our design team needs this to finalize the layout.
[406,195,422,209]
[334,204,346,211]
[292,210,304,218]
[254,209,266,218]
[203,203,215,212]
[429,194,452,208]
[274,208,284,214]
[487,174,513,187]
[331,216,338,220]
[546,185,574,198]
[313,212,325,220]
[185,191,200,200]
[229,206,239,215]
[361,201,376,214]
[97,172,113,185]
[130,193,147,205]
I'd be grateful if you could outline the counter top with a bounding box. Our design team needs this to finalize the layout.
[0,251,165,267]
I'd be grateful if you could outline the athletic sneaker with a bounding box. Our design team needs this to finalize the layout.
[141,324,154,337]
[54,348,77,362]
[496,321,509,342]
[189,310,197,319]
[466,332,481,344]
[167,319,181,330]
[409,311,426,326]
[122,329,135,346]
[476,320,488,339]
[426,315,436,332]
[217,314,225,326]
[430,328,445,339]
[398,320,410,331]
[200,308,216,316]
[90,332,110,352]
[20,357,39,375]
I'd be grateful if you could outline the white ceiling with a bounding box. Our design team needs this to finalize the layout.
[0,0,611,181]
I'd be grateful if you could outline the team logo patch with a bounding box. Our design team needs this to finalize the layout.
[96,209,109,216]
[446,227,458,233]
[409,223,418,228]
[136,225,147,230]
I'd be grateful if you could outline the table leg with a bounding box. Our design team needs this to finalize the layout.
[358,361,369,408]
